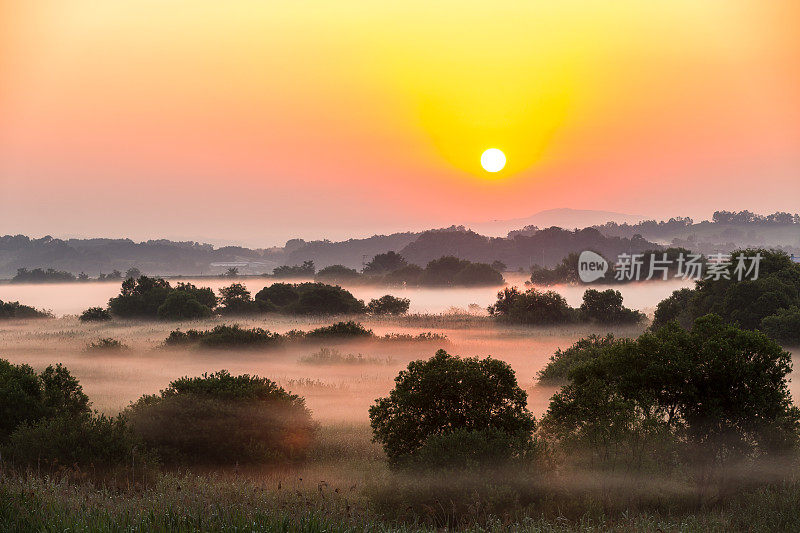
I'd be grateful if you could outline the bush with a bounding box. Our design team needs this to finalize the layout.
[109,277,215,319]
[165,325,281,349]
[157,291,212,320]
[536,334,621,386]
[369,349,536,466]
[420,256,504,286]
[488,287,575,325]
[0,360,90,442]
[315,265,361,283]
[409,427,537,468]
[579,289,644,324]
[125,370,315,464]
[86,338,128,352]
[0,300,51,319]
[218,283,259,315]
[367,295,410,315]
[4,414,141,469]
[540,315,800,469]
[255,282,299,307]
[255,282,365,315]
[79,307,112,322]
[108,276,173,317]
[272,260,315,278]
[452,262,505,286]
[305,321,373,339]
[291,283,366,315]
[383,264,424,285]
[761,306,800,346]
[11,267,75,283]
[363,251,407,275]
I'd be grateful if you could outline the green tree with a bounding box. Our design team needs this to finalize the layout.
[579,288,643,324]
[291,283,366,315]
[367,295,411,315]
[540,315,800,469]
[363,251,408,275]
[315,264,361,283]
[0,360,90,442]
[79,307,112,322]
[369,349,536,465]
[108,276,173,317]
[218,283,258,314]
[488,287,575,325]
[255,282,300,308]
[157,291,212,320]
[126,370,315,464]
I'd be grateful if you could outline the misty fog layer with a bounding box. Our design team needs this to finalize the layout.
[0,276,692,316]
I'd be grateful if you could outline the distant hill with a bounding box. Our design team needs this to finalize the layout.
[5,210,793,279]
[467,208,645,237]
[0,227,657,278]
[399,227,656,268]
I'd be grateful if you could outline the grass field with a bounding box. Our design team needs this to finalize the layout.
[1,313,799,531]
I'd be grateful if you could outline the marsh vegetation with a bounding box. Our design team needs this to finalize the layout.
[2,251,800,531]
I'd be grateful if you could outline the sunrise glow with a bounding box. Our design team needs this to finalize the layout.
[0,1,798,244]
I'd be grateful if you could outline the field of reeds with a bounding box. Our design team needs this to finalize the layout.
[1,310,799,531]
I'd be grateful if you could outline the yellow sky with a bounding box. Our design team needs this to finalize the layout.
[1,1,798,244]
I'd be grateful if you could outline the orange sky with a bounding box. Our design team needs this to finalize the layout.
[1,1,798,246]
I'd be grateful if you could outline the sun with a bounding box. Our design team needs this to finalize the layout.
[480,148,506,172]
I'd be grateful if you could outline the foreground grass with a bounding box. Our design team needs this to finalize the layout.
[3,471,800,532]
[3,426,800,531]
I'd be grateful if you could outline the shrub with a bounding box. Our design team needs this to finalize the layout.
[0,360,90,442]
[12,267,75,283]
[452,262,505,286]
[305,321,373,339]
[156,291,212,320]
[164,329,205,346]
[579,289,644,324]
[369,349,536,466]
[367,295,410,315]
[488,287,575,325]
[383,264,423,286]
[165,325,281,349]
[79,307,112,322]
[109,277,215,319]
[291,283,366,315]
[363,251,407,275]
[761,306,800,346]
[4,414,141,469]
[255,282,365,315]
[218,283,259,314]
[540,315,800,469]
[86,338,128,352]
[255,282,299,307]
[125,370,315,464]
[108,276,173,318]
[0,300,51,319]
[272,260,315,278]
[409,427,536,468]
[315,265,361,283]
